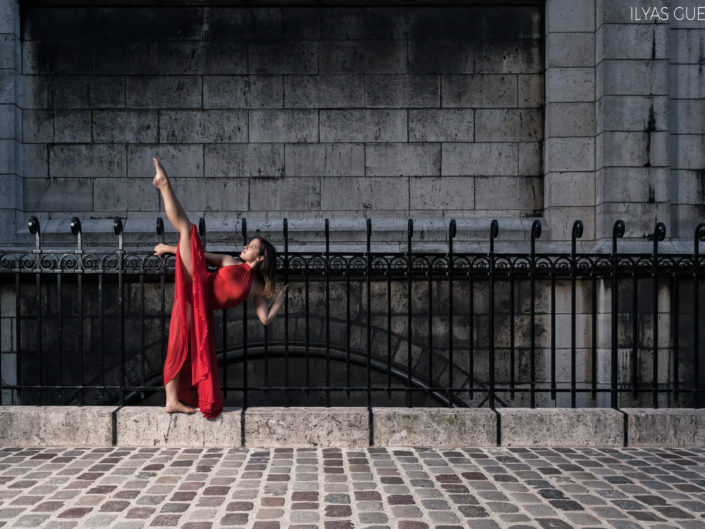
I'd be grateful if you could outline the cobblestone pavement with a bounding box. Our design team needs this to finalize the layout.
[0,446,704,529]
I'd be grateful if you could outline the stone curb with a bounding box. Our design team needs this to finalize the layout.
[1,406,704,448]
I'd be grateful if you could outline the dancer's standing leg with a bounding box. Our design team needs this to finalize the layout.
[152,158,197,414]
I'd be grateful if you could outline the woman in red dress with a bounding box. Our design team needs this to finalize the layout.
[151,158,287,419]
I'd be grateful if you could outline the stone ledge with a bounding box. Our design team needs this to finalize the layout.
[622,408,705,448]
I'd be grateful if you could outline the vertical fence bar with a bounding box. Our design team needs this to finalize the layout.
[591,262,597,401]
[115,218,125,404]
[611,220,625,409]
[22,217,41,401]
[407,219,413,407]
[448,220,456,406]
[57,272,62,403]
[571,221,583,408]
[652,222,665,408]
[325,219,330,407]
[468,257,474,401]
[427,256,432,400]
[672,271,679,401]
[510,271,515,401]
[529,220,540,408]
[242,219,248,409]
[632,259,638,399]
[346,255,351,399]
[283,219,289,405]
[98,271,104,401]
[550,264,556,401]
[157,218,166,368]
[694,224,705,402]
[71,217,84,404]
[366,219,372,410]
[489,220,498,409]
[305,251,310,397]
[386,253,392,397]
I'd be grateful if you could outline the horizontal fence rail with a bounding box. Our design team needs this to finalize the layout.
[1,217,704,410]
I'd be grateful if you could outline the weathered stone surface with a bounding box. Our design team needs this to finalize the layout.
[204,75,282,109]
[94,178,158,211]
[475,109,542,142]
[127,144,203,178]
[125,76,201,108]
[674,135,705,169]
[546,68,594,103]
[519,74,543,107]
[159,110,248,143]
[410,176,474,210]
[545,172,596,207]
[0,139,14,174]
[443,74,517,108]
[250,110,317,143]
[546,103,595,137]
[284,74,363,108]
[244,407,368,447]
[158,41,247,75]
[24,177,92,210]
[599,131,668,168]
[249,41,317,74]
[206,144,284,177]
[624,409,705,447]
[499,408,624,447]
[93,42,159,75]
[22,144,47,177]
[0,405,115,447]
[171,177,249,212]
[475,176,542,211]
[203,7,321,41]
[249,177,318,211]
[49,144,125,177]
[596,167,668,204]
[54,110,91,143]
[116,406,242,447]
[93,111,158,143]
[602,60,669,96]
[18,75,47,109]
[366,75,439,108]
[600,24,668,60]
[475,40,542,74]
[319,40,406,73]
[547,0,595,32]
[365,143,440,177]
[408,40,474,74]
[285,144,363,177]
[545,138,595,172]
[547,33,595,68]
[320,109,406,142]
[409,109,474,142]
[50,76,124,109]
[0,104,14,139]
[321,177,408,211]
[442,143,518,176]
[21,109,52,143]
[374,408,496,447]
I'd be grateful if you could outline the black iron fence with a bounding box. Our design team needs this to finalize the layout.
[1,216,704,409]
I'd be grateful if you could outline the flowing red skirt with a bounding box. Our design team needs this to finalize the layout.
[162,224,223,419]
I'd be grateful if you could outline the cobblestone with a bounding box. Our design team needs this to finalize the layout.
[0,447,703,528]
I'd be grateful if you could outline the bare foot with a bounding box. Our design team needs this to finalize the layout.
[152,157,168,189]
[165,401,197,414]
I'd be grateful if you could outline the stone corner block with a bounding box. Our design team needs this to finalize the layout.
[373,407,497,447]
[115,406,242,448]
[0,406,116,447]
[498,408,624,447]
[244,407,368,447]
[622,408,705,448]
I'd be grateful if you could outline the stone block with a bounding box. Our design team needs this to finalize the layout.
[127,144,203,178]
[22,144,47,177]
[320,109,406,143]
[249,41,317,74]
[475,176,542,211]
[674,135,705,169]
[21,109,52,143]
[475,40,542,74]
[284,74,363,108]
[366,144,440,177]
[244,407,368,447]
[672,100,705,134]
[171,177,249,212]
[50,144,125,177]
[158,41,247,75]
[18,75,47,109]
[547,33,595,68]
[596,167,668,204]
[159,110,248,143]
[125,76,201,108]
[0,0,16,34]
[0,139,15,173]
[0,405,115,447]
[600,24,668,60]
[518,74,543,108]
[321,177,408,211]
[475,109,542,142]
[94,178,158,212]
[285,144,363,177]
[203,75,282,109]
[373,408,496,447]
[0,173,19,209]
[602,60,668,96]
[598,96,668,133]
[442,143,518,176]
[50,76,124,109]
[116,406,242,447]
[250,109,317,143]
[600,131,668,168]
[519,142,542,175]
[320,7,408,40]
[545,206,595,241]
[671,169,705,205]
[545,172,596,207]
[545,137,595,172]
[546,68,595,103]
[671,28,705,64]
[0,34,16,69]
[409,109,474,142]
[408,40,474,74]
[410,177,474,210]
[624,409,705,447]
[594,202,670,240]
[546,103,595,137]
[24,177,92,210]
[365,75,439,108]
[0,104,14,139]
[206,144,284,177]
[93,110,157,143]
[547,0,596,32]
[319,40,406,73]
[249,177,317,211]
[443,74,517,108]
[203,8,320,41]
[54,110,91,143]
[93,42,159,75]
[499,408,623,447]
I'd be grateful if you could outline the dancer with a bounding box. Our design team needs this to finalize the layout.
[152,158,287,419]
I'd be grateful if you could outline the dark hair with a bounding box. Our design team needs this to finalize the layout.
[253,237,276,299]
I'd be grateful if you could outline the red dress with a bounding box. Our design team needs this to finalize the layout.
[162,224,253,419]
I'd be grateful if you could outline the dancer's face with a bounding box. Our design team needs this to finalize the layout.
[240,239,263,263]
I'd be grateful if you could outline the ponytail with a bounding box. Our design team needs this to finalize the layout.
[254,237,277,299]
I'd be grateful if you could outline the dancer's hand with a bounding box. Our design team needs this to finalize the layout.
[152,157,168,188]
[153,243,173,256]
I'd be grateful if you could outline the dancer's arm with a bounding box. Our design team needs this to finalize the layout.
[253,285,288,326]
[154,243,237,267]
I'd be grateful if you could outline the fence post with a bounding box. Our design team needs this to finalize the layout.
[611,220,625,409]
[571,220,583,408]
[489,220,498,409]
[71,217,84,404]
[407,219,413,407]
[448,219,456,407]
[114,217,125,405]
[652,222,666,407]
[529,220,541,408]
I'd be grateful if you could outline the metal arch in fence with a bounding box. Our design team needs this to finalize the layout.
[1,216,705,410]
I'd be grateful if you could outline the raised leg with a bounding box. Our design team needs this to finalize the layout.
[152,157,193,282]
